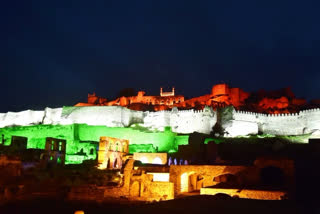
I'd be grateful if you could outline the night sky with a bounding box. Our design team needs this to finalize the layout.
[1,0,320,112]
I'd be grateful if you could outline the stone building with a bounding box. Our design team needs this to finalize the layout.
[75,87,185,110]
[133,152,167,165]
[103,159,174,201]
[40,137,66,165]
[180,83,250,109]
[97,136,129,169]
[74,83,311,114]
[168,156,294,200]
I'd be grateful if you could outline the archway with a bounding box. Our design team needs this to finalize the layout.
[114,158,119,169]
[115,142,120,152]
[152,157,162,165]
[180,172,196,193]
[90,148,94,155]
[140,156,148,164]
[122,142,126,152]
[106,158,111,169]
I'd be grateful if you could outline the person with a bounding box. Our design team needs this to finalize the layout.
[168,157,172,165]
[179,158,183,165]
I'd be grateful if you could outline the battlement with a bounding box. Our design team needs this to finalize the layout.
[235,108,320,117]
[232,107,320,136]
[1,106,320,137]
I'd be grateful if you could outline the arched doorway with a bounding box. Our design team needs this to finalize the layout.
[180,172,196,193]
[90,148,94,155]
[106,158,111,169]
[140,157,148,164]
[152,157,162,164]
[114,158,119,169]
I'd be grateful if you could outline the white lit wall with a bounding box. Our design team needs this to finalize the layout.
[0,106,320,137]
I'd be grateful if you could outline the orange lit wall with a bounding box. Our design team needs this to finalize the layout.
[106,91,184,108]
[211,84,229,97]
[74,84,309,113]
[258,97,289,110]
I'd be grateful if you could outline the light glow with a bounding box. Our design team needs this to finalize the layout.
[152,157,162,164]
[140,157,148,163]
[147,173,170,182]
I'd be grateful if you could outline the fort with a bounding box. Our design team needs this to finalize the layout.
[75,83,315,113]
[77,87,185,111]
[0,83,319,204]
[0,103,319,166]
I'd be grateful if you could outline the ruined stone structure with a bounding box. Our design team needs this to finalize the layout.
[75,84,250,110]
[97,136,129,169]
[181,84,250,109]
[210,84,249,107]
[88,92,107,105]
[75,84,317,114]
[69,156,294,201]
[10,136,27,151]
[76,84,249,110]
[68,159,174,201]
[169,157,294,200]
[76,87,185,110]
[133,152,167,165]
[40,137,66,165]
[103,159,174,201]
[169,165,246,195]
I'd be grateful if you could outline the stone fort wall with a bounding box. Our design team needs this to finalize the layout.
[1,106,320,137]
[233,108,320,136]
[143,106,216,134]
[0,106,216,135]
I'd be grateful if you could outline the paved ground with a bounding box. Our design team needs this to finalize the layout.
[0,195,311,214]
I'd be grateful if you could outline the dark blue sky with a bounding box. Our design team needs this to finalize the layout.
[1,0,320,112]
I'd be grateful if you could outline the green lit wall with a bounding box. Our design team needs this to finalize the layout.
[76,124,179,152]
[0,124,190,164]
[0,125,74,149]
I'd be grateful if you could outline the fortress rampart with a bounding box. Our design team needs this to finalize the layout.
[233,108,320,136]
[0,106,320,137]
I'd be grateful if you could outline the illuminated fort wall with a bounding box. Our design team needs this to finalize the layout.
[1,105,320,164]
[143,106,216,133]
[0,106,217,134]
[232,108,320,136]
[1,106,320,138]
[0,124,189,164]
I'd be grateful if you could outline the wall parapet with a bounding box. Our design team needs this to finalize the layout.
[1,106,320,136]
[232,108,320,136]
[235,108,320,117]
